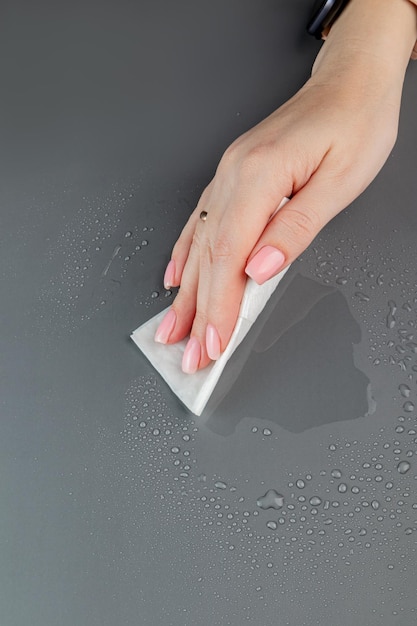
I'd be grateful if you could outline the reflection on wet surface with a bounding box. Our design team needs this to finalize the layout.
[204,273,370,435]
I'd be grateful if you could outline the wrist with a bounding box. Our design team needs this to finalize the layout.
[312,0,417,81]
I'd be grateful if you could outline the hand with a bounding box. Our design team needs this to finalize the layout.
[154,0,417,374]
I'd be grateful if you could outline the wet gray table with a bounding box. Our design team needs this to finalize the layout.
[1,2,417,625]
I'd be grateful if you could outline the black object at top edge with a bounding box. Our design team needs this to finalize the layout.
[307,0,349,39]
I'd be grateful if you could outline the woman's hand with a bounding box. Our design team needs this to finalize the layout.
[154,0,417,374]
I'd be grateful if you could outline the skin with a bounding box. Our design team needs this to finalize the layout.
[157,0,417,372]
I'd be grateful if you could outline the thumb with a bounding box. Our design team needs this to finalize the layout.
[245,174,349,284]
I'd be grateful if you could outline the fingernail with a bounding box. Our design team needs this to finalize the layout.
[206,324,221,360]
[163,259,176,289]
[154,309,176,344]
[182,337,201,374]
[245,246,285,284]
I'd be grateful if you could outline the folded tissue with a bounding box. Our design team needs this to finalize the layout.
[130,198,290,416]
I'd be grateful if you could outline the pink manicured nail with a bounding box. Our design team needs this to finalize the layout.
[154,309,176,344]
[245,246,286,284]
[163,259,176,289]
[206,324,221,360]
[182,337,201,374]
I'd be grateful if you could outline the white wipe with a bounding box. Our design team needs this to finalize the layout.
[130,198,290,416]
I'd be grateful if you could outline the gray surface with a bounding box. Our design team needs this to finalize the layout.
[1,1,417,625]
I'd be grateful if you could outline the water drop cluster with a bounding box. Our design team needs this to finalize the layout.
[35,184,169,337]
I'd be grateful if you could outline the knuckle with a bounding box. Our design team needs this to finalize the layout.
[280,207,322,244]
[221,138,244,167]
[238,144,271,180]
[207,235,234,264]
[221,142,238,167]
[220,140,272,181]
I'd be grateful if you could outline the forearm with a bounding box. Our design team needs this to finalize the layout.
[312,0,417,86]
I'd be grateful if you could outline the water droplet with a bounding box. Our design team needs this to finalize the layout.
[309,496,322,506]
[296,479,305,489]
[399,384,411,398]
[403,401,415,413]
[397,461,411,474]
[125,231,132,238]
[251,426,258,433]
[336,276,348,285]
[406,341,417,353]
[141,240,148,246]
[355,292,370,302]
[266,521,278,530]
[256,489,285,510]
[262,428,272,436]
[331,469,342,479]
[386,300,397,329]
[171,446,180,454]
[338,483,348,493]
[215,481,227,490]
[197,473,207,482]
[371,500,380,510]
[151,291,159,299]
